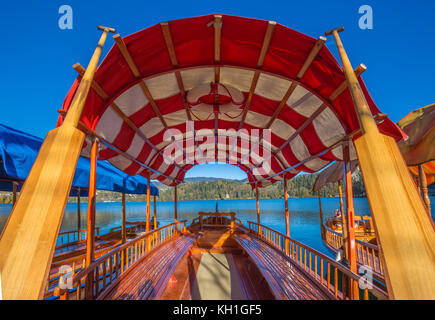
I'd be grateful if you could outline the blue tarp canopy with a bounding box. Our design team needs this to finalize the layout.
[0,124,159,196]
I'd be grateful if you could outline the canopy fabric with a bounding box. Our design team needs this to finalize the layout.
[58,14,405,188]
[0,124,159,196]
[0,179,86,197]
[313,102,435,191]
[397,102,435,185]
[397,103,435,166]
[312,160,359,192]
[408,163,435,186]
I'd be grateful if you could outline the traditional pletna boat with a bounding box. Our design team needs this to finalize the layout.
[0,14,434,300]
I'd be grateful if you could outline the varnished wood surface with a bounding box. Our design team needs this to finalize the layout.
[160,250,203,300]
[355,134,435,299]
[101,234,196,300]
[0,126,85,299]
[328,28,435,299]
[235,233,331,300]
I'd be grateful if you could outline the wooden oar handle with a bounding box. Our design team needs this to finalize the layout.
[325,26,344,36]
[97,26,116,33]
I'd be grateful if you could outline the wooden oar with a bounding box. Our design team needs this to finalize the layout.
[0,26,115,300]
[326,27,435,299]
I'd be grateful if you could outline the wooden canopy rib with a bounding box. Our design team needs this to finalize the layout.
[247,63,366,177]
[242,37,326,168]
[213,15,223,162]
[239,21,276,128]
[255,128,361,183]
[114,33,193,168]
[158,24,201,167]
[227,21,276,163]
[297,36,327,79]
[160,22,191,120]
[160,21,204,165]
[329,64,367,101]
[77,122,181,183]
[265,82,298,129]
[113,34,168,128]
[140,130,276,175]
[256,112,386,184]
[256,21,276,68]
[160,22,179,67]
[72,63,187,174]
[214,14,222,82]
[247,103,328,175]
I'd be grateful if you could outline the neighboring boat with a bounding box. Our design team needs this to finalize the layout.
[0,123,159,299]
[0,15,434,300]
[313,103,434,287]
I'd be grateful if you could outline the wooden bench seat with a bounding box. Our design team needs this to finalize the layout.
[234,233,331,300]
[100,234,197,300]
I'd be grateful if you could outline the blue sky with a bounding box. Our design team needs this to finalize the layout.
[1,1,434,179]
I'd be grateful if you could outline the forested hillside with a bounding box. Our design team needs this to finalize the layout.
[0,169,368,203]
[157,169,367,201]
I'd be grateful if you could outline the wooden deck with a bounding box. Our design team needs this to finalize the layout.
[96,225,332,300]
[100,234,196,300]
[51,220,390,300]
[234,233,331,300]
[159,243,275,300]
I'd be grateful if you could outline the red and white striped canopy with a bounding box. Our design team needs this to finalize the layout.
[58,14,406,188]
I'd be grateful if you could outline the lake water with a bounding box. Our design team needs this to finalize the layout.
[1,197,434,259]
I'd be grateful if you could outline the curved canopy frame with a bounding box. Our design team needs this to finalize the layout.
[58,14,405,188]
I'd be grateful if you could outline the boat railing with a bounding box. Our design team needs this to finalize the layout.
[53,220,187,300]
[55,221,151,250]
[324,226,384,278]
[190,212,241,229]
[325,216,376,237]
[44,243,117,299]
[56,227,100,249]
[105,221,152,236]
[246,221,388,300]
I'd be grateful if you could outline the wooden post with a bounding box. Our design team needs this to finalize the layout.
[343,142,357,271]
[418,165,431,215]
[85,138,97,299]
[283,176,290,237]
[174,185,178,222]
[12,182,17,207]
[337,180,349,261]
[317,191,325,240]
[121,193,126,243]
[256,183,260,225]
[326,27,435,299]
[283,176,290,254]
[146,173,151,233]
[343,141,359,300]
[77,188,81,240]
[153,195,157,229]
[85,138,98,267]
[0,26,115,299]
